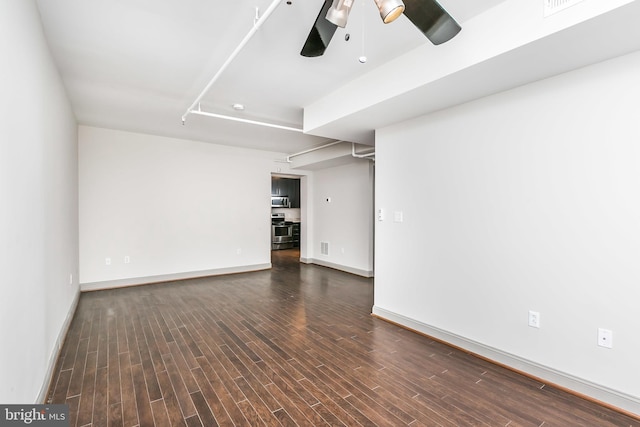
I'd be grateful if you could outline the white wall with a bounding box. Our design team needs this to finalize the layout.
[0,1,79,403]
[304,161,374,277]
[374,50,640,414]
[79,126,285,288]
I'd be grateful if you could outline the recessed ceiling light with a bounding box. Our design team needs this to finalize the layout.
[232,103,245,111]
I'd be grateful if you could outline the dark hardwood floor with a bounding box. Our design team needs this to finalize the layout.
[47,249,638,426]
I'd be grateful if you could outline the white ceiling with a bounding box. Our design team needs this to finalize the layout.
[35,0,506,154]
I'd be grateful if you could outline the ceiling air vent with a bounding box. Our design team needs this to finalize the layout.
[543,0,586,17]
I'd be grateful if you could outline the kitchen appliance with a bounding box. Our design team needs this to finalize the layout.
[271,195,290,208]
[271,213,293,250]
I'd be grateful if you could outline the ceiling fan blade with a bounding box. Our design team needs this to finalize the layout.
[301,0,339,57]
[403,0,461,45]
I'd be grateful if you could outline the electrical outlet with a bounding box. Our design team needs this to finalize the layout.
[597,328,613,349]
[528,310,540,328]
[105,257,111,266]
[124,256,130,264]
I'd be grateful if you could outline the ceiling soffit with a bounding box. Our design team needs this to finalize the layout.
[303,0,640,145]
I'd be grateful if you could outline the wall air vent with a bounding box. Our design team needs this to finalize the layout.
[321,242,329,256]
[543,0,585,17]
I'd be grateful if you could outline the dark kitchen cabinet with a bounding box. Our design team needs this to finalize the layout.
[292,222,300,247]
[272,177,300,208]
[290,179,300,208]
[271,178,283,196]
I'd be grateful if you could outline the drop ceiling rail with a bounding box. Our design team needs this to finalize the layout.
[182,0,283,124]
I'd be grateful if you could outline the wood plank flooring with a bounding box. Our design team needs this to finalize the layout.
[47,249,639,426]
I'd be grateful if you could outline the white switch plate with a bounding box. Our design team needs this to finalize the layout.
[377,209,384,221]
[597,328,613,349]
[105,257,111,266]
[393,211,403,223]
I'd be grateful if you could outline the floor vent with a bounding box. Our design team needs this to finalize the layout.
[320,242,329,256]
[543,0,585,17]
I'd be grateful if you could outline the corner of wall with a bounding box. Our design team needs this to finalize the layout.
[37,289,81,403]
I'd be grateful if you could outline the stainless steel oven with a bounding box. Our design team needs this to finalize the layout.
[271,213,293,250]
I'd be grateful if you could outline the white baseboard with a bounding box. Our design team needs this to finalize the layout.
[80,263,272,292]
[372,306,640,417]
[300,257,374,278]
[38,289,81,403]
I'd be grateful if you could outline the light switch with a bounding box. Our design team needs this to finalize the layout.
[377,209,384,221]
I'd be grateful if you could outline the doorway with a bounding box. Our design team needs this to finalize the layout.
[271,174,305,261]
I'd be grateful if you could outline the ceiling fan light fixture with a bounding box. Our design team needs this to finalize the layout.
[326,0,354,28]
[373,0,405,24]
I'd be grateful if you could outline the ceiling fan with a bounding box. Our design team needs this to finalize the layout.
[301,0,461,57]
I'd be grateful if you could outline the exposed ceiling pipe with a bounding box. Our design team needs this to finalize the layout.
[182,0,284,124]
[191,107,303,133]
[352,142,375,160]
[286,140,345,163]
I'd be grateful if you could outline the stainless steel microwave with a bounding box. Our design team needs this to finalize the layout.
[271,196,290,208]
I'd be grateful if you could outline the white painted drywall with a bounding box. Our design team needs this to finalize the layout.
[78,126,286,287]
[0,1,79,403]
[305,161,374,276]
[374,50,640,413]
